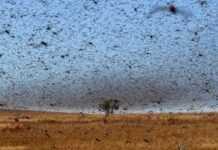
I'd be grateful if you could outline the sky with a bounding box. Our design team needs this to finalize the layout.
[0,0,217,113]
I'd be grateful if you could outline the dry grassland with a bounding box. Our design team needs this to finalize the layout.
[0,110,218,150]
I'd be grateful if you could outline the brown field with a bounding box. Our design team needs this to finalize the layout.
[0,110,218,150]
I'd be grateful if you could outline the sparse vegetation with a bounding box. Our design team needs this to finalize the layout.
[98,99,120,117]
[0,111,218,150]
[177,143,187,150]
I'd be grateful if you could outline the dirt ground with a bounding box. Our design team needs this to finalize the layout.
[0,110,218,150]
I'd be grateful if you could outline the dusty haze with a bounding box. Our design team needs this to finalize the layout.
[0,0,217,113]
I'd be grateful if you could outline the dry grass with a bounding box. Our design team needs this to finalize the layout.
[0,110,218,150]
[0,146,28,150]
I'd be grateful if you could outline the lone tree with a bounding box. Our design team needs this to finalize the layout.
[98,99,120,117]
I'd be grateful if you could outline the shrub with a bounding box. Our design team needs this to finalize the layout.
[98,99,120,117]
